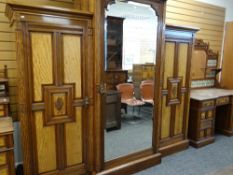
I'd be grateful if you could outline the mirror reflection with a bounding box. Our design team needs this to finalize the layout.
[104,1,158,161]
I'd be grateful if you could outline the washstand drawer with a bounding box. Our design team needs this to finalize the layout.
[216,97,230,105]
[200,119,214,130]
[200,110,214,119]
[201,100,215,108]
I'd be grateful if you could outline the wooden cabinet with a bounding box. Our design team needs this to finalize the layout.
[104,90,121,130]
[105,70,128,90]
[159,25,198,155]
[6,3,94,175]
[188,99,215,148]
[106,16,124,70]
[0,117,15,175]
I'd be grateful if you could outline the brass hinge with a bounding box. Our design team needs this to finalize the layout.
[83,96,90,106]
[96,83,107,95]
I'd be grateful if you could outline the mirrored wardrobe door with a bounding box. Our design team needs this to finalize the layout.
[103,0,159,162]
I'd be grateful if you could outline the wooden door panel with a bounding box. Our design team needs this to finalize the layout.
[178,43,188,86]
[31,32,57,173]
[31,32,53,102]
[63,34,82,98]
[161,96,171,139]
[35,111,57,173]
[163,42,175,89]
[174,95,185,135]
[65,107,83,166]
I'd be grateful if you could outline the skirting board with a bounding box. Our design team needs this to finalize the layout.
[96,153,161,175]
[159,140,189,157]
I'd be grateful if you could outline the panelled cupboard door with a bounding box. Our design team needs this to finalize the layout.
[29,28,93,174]
[7,5,95,173]
[160,25,198,150]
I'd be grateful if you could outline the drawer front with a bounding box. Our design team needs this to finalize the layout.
[0,136,6,147]
[216,97,230,105]
[202,100,215,108]
[0,167,9,175]
[200,110,214,119]
[0,152,7,166]
[200,112,206,119]
[207,110,214,119]
[200,119,213,130]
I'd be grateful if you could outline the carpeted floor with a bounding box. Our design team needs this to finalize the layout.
[105,106,153,161]
[207,165,233,175]
[134,135,233,175]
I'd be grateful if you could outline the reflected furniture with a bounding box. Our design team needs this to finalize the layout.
[133,64,155,98]
[189,88,233,148]
[159,25,198,156]
[191,39,220,89]
[105,70,128,90]
[104,90,121,130]
[106,16,124,70]
[116,83,144,115]
[0,117,15,175]
[140,82,154,105]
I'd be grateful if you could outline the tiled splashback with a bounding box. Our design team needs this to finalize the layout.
[206,70,216,78]
[207,59,217,67]
[191,79,215,88]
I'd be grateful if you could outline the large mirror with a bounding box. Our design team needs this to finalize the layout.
[103,0,158,161]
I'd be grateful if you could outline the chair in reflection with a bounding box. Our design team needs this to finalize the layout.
[116,83,144,116]
[140,81,154,106]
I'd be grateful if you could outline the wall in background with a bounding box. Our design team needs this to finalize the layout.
[166,0,225,54]
[195,0,233,21]
[220,22,233,89]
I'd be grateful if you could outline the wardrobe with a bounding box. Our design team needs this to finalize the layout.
[6,2,94,175]
[6,0,198,175]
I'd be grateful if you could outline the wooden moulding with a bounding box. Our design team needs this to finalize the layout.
[189,137,215,148]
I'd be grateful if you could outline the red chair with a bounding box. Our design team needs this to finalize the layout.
[116,83,144,114]
[140,82,154,105]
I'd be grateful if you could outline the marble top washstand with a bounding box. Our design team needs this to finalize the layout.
[191,88,233,101]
